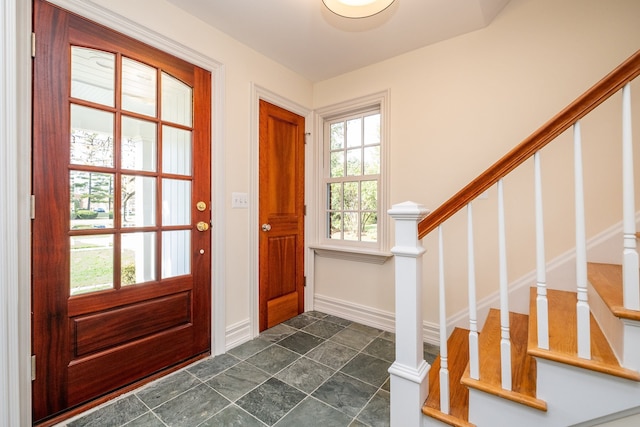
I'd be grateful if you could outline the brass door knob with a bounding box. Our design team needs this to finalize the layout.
[196,221,209,232]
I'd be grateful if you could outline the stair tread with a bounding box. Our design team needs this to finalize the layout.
[423,327,476,427]
[587,262,640,321]
[461,309,547,411]
[528,287,640,381]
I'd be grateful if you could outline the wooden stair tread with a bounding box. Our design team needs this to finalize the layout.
[528,287,640,381]
[423,327,475,427]
[461,309,546,411]
[587,262,640,321]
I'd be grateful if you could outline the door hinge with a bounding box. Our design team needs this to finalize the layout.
[303,205,306,216]
[30,195,35,219]
[304,132,310,144]
[31,32,36,58]
[303,276,307,287]
[31,355,36,381]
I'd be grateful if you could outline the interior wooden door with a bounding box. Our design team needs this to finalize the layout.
[32,1,212,422]
[258,100,306,331]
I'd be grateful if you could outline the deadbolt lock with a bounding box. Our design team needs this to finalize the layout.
[196,201,207,212]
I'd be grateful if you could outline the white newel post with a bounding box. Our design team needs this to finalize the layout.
[388,201,430,427]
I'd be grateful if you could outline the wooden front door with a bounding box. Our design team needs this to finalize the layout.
[258,100,305,331]
[32,1,212,422]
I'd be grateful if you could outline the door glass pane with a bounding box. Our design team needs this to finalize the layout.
[122,57,157,117]
[70,171,114,229]
[121,117,157,172]
[162,72,192,126]
[162,179,191,226]
[70,104,114,167]
[71,47,115,107]
[70,234,114,295]
[121,232,156,286]
[162,230,190,278]
[162,126,192,176]
[121,175,156,227]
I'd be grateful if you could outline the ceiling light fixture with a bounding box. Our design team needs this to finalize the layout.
[322,0,396,19]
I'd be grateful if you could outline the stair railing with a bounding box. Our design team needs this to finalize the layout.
[388,49,640,427]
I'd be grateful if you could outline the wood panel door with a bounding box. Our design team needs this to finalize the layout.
[32,1,211,421]
[258,100,305,331]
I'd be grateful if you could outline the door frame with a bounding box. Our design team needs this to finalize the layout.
[250,84,314,338]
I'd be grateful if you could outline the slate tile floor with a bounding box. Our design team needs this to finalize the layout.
[62,311,440,427]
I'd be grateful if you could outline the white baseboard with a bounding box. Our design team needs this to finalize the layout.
[225,319,251,352]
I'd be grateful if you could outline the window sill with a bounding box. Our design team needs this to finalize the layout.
[309,244,393,265]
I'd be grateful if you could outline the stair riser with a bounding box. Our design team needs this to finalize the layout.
[623,319,640,371]
[468,389,549,427]
[536,359,640,425]
[588,283,625,363]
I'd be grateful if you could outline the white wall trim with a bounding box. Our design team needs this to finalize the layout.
[249,84,313,338]
[224,319,252,352]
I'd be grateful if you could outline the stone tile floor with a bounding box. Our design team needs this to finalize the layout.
[61,311,439,427]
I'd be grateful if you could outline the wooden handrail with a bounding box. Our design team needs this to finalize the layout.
[418,49,640,240]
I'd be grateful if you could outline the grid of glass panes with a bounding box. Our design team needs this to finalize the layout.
[69,46,193,295]
[326,110,380,243]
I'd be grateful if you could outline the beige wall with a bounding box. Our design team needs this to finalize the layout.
[312,0,640,324]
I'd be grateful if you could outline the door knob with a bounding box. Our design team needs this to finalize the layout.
[196,221,209,232]
[261,223,271,232]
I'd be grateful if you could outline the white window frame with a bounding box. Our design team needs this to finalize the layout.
[312,90,391,264]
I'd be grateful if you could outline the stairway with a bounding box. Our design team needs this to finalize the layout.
[422,262,640,426]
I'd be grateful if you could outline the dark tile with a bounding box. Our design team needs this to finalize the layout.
[68,395,147,427]
[275,357,335,393]
[200,405,266,427]
[260,323,298,343]
[303,319,345,339]
[349,420,368,427]
[187,353,240,381]
[379,331,395,342]
[340,353,391,387]
[357,390,390,427]
[346,322,382,337]
[381,377,390,392]
[330,327,376,351]
[306,340,358,370]
[312,372,377,417]
[274,397,352,427]
[136,370,200,409]
[362,337,395,362]
[154,383,229,427]
[283,314,318,329]
[277,331,324,355]
[236,378,306,426]
[246,345,300,375]
[424,342,440,364]
[123,412,165,427]
[323,314,353,327]
[207,361,271,401]
[306,311,328,319]
[228,338,272,359]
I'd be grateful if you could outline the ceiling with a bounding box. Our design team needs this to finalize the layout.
[165,0,511,82]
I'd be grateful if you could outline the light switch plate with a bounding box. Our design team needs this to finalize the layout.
[232,192,248,208]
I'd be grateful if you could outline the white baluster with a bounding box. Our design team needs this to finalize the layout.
[497,179,512,390]
[622,83,640,310]
[534,152,549,350]
[438,225,450,414]
[574,121,591,359]
[467,203,480,379]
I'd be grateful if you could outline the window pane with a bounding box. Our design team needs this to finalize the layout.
[330,151,344,178]
[162,179,191,226]
[121,232,156,286]
[361,180,377,211]
[343,212,358,241]
[363,146,380,175]
[328,212,342,239]
[70,234,113,295]
[346,118,361,147]
[70,171,114,229]
[163,126,192,176]
[162,230,190,278]
[121,117,157,172]
[329,183,342,210]
[361,212,377,242]
[122,57,157,117]
[70,104,114,167]
[330,122,344,150]
[162,73,192,126]
[122,175,156,227]
[364,114,380,145]
[346,148,362,176]
[71,47,115,107]
[344,182,359,210]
